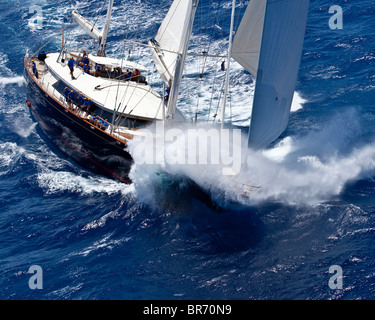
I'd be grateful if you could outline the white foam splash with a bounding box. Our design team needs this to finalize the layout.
[0,142,25,176]
[0,76,24,86]
[36,170,135,196]
[291,91,306,112]
[13,122,37,139]
[128,107,375,206]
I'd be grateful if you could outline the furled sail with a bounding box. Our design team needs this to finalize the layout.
[72,10,102,41]
[231,0,266,77]
[244,0,310,149]
[149,0,193,87]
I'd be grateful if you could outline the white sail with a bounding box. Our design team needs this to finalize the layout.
[247,0,310,149]
[72,10,102,41]
[150,0,193,87]
[231,0,266,77]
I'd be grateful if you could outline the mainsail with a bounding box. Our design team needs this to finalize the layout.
[232,0,310,149]
[149,0,194,87]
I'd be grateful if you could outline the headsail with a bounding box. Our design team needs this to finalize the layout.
[231,0,266,78]
[149,0,194,87]
[235,0,310,149]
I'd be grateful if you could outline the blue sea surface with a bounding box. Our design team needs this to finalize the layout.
[1,0,375,300]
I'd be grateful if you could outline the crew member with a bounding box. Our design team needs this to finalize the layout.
[38,51,47,63]
[94,63,101,77]
[124,69,132,81]
[84,64,90,74]
[31,60,38,78]
[68,57,75,79]
[101,119,109,131]
[78,92,85,106]
[86,97,94,112]
[68,89,76,109]
[132,69,140,82]
[64,87,70,102]
[82,97,93,116]
[165,87,170,102]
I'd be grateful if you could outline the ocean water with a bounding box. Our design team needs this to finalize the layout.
[0,0,375,300]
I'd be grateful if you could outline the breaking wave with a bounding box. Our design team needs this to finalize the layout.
[128,107,375,207]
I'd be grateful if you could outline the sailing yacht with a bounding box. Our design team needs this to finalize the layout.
[24,0,171,183]
[24,0,309,185]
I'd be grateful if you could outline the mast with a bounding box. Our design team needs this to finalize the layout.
[221,0,236,129]
[166,0,199,119]
[97,0,114,57]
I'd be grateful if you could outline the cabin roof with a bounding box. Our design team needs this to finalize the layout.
[45,53,165,121]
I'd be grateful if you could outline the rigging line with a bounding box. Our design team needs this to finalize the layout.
[213,75,227,124]
[194,77,203,123]
[112,83,131,131]
[97,59,120,107]
[115,68,153,129]
[91,0,108,31]
[117,86,155,127]
[112,35,129,132]
[207,59,220,122]
[115,80,136,130]
[130,2,147,63]
[32,36,56,57]
[125,38,226,57]
[133,0,145,43]
[129,39,180,54]
[198,0,203,75]
[178,76,200,96]
[110,44,153,127]
[197,0,223,80]
[113,84,135,131]
[203,0,214,59]
[209,0,224,45]
[97,67,123,116]
[219,0,245,126]
[190,1,214,123]
[122,8,131,61]
[229,88,232,125]
[113,12,135,124]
